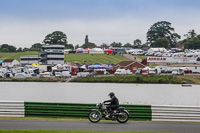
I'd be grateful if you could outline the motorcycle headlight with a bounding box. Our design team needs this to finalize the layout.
[96,103,101,108]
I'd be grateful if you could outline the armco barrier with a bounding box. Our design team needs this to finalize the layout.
[3,101,200,122]
[152,105,200,122]
[0,101,24,117]
[24,102,152,121]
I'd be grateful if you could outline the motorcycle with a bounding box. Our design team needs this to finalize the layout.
[88,103,129,123]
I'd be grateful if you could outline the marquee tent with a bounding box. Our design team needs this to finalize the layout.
[89,48,104,54]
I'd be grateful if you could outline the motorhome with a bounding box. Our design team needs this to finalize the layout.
[171,52,184,57]
[114,69,132,75]
[141,67,156,75]
[61,71,71,78]
[162,52,172,57]
[39,72,51,78]
[0,70,4,78]
[172,68,185,75]
[131,49,144,55]
[77,72,90,78]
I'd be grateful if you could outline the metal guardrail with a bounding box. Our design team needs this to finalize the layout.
[152,105,200,122]
[0,101,24,117]
[24,102,152,121]
[3,101,200,122]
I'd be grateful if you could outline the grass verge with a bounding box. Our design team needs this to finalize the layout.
[71,75,190,84]
[0,129,169,133]
[0,117,87,121]
[0,77,67,82]
[0,51,38,61]
[65,54,130,65]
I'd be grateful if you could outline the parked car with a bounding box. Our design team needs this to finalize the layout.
[83,69,97,77]
[77,72,90,78]
[154,52,163,57]
[135,68,142,75]
[114,69,132,75]
[39,72,51,78]
[0,70,4,78]
[131,50,144,55]
[141,67,156,75]
[184,69,192,73]
[55,72,62,78]
[165,70,172,73]
[172,68,185,75]
[14,73,26,79]
[4,72,13,78]
[62,71,71,78]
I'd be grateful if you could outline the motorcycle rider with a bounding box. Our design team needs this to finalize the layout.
[103,92,119,118]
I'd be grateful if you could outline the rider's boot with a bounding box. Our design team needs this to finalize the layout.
[105,111,112,119]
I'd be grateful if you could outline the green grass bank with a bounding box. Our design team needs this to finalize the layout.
[0,75,199,84]
[0,51,38,61]
[65,54,130,65]
[0,52,130,65]
[71,75,200,84]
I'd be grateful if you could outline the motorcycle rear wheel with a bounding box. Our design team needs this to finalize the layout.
[116,111,129,123]
[88,110,101,123]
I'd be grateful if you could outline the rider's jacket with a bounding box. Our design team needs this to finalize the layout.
[104,96,119,107]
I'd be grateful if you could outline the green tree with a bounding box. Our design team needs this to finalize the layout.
[65,44,74,50]
[23,47,29,52]
[101,43,109,47]
[147,21,180,48]
[184,29,197,39]
[124,43,132,48]
[184,35,200,49]
[0,44,16,52]
[81,35,96,49]
[85,35,89,44]
[133,39,142,48]
[30,43,42,51]
[17,47,23,52]
[110,42,122,47]
[151,37,170,48]
[0,44,9,50]
[1,48,9,52]
[8,45,17,52]
[81,42,96,49]
[141,43,149,48]
[43,31,67,45]
[75,44,80,49]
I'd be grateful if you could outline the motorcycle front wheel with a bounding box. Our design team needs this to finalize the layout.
[88,110,101,123]
[116,111,129,123]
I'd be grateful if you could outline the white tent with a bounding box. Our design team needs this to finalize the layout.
[89,48,104,54]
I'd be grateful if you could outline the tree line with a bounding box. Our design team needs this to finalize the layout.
[0,21,200,52]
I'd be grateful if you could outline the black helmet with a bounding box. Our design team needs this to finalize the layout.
[108,92,115,97]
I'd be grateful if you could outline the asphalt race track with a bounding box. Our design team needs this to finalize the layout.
[1,120,200,132]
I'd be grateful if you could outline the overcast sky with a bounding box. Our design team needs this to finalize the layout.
[0,0,200,48]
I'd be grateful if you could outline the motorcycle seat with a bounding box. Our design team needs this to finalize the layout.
[116,107,124,111]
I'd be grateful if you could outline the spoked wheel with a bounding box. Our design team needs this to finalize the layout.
[88,110,101,123]
[116,111,129,123]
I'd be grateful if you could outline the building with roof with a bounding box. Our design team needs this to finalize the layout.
[115,61,146,74]
[20,55,41,66]
[2,59,20,67]
[40,45,65,65]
